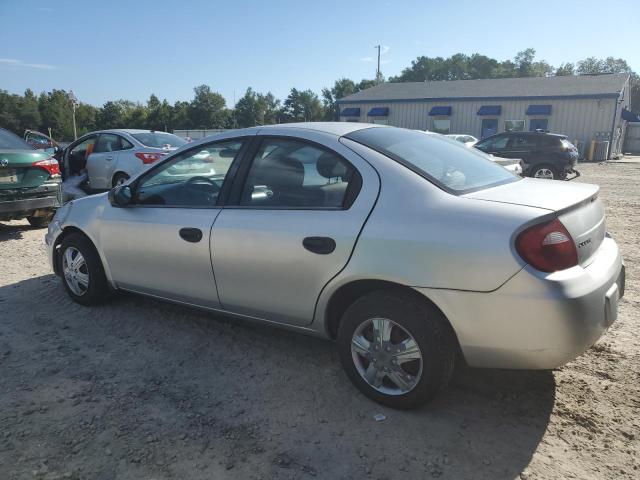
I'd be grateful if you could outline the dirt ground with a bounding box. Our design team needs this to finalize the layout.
[1,160,638,480]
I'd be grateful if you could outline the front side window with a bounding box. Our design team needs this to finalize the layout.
[510,135,539,149]
[135,139,244,207]
[431,119,451,134]
[504,120,525,132]
[346,127,518,195]
[240,138,357,208]
[476,135,509,151]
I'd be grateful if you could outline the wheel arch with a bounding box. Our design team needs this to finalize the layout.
[53,226,107,282]
[323,279,463,360]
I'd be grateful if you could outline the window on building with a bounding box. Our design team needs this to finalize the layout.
[432,119,451,134]
[504,120,525,132]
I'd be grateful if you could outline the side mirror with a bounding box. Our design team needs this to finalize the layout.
[108,185,133,207]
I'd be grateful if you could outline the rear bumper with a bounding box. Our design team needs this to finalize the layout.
[417,236,624,369]
[0,192,61,218]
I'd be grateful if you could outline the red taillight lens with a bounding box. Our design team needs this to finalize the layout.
[135,152,166,164]
[32,157,60,177]
[515,218,578,272]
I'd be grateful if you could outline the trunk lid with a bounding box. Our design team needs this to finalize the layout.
[0,150,54,192]
[465,178,605,266]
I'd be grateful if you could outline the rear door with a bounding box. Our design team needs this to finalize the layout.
[210,131,379,326]
[505,134,540,165]
[87,133,123,189]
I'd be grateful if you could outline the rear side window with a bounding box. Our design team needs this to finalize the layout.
[132,132,186,148]
[0,129,33,150]
[240,138,357,208]
[346,127,518,195]
[95,134,123,153]
[510,135,539,148]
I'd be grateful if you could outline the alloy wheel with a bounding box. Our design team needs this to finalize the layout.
[534,168,555,179]
[62,247,89,296]
[351,317,423,395]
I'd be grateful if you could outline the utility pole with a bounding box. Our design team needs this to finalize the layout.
[375,45,381,84]
[68,90,78,140]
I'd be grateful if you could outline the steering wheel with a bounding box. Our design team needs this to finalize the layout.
[185,176,219,191]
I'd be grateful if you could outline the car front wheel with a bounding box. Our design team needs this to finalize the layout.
[58,233,112,305]
[112,172,130,187]
[337,291,455,409]
[531,164,559,180]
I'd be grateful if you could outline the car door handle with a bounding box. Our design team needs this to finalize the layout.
[303,236,336,255]
[179,227,203,243]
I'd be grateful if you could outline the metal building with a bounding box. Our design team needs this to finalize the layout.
[337,73,632,159]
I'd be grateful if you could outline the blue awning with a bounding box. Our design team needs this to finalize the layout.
[340,107,360,117]
[477,105,502,116]
[622,108,640,122]
[526,104,552,115]
[367,107,389,116]
[429,106,452,116]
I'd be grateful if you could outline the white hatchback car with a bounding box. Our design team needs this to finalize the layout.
[62,129,187,189]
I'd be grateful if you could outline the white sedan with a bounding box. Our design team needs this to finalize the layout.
[62,129,187,189]
[446,134,478,147]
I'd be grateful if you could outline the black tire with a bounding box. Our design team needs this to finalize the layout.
[530,163,558,180]
[58,232,113,306]
[112,172,130,188]
[337,290,455,409]
[27,213,53,228]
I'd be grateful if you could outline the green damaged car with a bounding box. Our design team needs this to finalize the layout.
[0,128,62,227]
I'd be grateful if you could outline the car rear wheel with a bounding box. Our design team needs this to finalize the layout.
[27,213,53,228]
[112,172,130,187]
[531,164,558,180]
[337,290,455,409]
[58,233,112,306]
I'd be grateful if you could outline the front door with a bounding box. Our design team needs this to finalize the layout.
[98,138,248,308]
[481,118,498,139]
[211,134,379,326]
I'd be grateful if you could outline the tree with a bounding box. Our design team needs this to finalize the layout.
[20,89,41,131]
[322,78,357,120]
[96,101,124,129]
[38,90,74,139]
[189,85,228,128]
[555,63,575,76]
[280,88,324,123]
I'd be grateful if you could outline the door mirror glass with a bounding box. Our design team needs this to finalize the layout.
[108,185,133,207]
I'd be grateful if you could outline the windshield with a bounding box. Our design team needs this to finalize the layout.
[0,128,34,150]
[346,127,519,194]
[132,132,187,148]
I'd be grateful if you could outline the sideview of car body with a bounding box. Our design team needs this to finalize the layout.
[45,123,624,408]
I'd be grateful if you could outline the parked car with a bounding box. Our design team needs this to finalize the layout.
[0,128,61,227]
[446,134,478,147]
[24,130,68,155]
[46,123,624,409]
[474,131,578,180]
[61,129,187,189]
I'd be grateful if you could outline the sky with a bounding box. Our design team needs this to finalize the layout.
[1,0,638,107]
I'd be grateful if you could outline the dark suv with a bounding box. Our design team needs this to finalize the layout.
[474,131,578,180]
[0,128,62,227]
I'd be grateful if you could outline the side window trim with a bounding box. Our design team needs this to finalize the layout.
[224,135,362,211]
[128,136,251,209]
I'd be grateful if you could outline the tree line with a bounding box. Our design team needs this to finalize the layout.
[0,49,637,141]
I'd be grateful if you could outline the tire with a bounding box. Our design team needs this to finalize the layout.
[112,172,130,188]
[337,290,455,409]
[530,164,558,180]
[27,213,53,228]
[58,232,113,306]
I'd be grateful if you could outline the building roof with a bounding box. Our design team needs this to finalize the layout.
[337,73,629,103]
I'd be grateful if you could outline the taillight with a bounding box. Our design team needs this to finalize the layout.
[32,157,60,177]
[515,218,578,272]
[135,152,166,164]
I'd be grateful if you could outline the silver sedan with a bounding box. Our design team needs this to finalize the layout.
[45,123,624,409]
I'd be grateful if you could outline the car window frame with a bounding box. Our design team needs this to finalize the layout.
[94,133,124,154]
[67,134,98,158]
[125,136,252,209]
[476,134,508,151]
[508,133,539,150]
[224,135,363,211]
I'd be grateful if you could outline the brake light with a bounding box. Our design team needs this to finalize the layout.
[32,157,60,177]
[515,218,578,272]
[135,152,166,164]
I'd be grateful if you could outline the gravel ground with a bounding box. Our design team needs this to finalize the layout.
[0,161,638,480]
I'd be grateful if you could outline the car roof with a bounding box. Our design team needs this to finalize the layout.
[495,131,565,138]
[256,122,385,137]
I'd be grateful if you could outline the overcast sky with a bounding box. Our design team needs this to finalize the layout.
[1,0,638,107]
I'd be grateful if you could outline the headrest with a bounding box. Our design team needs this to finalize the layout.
[317,152,348,179]
[259,156,304,189]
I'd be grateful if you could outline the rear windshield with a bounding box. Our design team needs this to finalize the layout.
[131,132,187,148]
[0,129,33,150]
[346,127,519,194]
